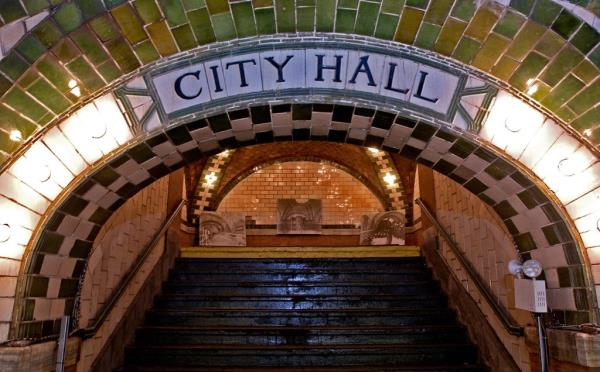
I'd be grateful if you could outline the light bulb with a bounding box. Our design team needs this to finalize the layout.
[522,259,543,278]
[508,259,523,276]
[9,130,22,142]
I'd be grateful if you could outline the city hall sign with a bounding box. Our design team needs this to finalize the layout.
[151,48,469,115]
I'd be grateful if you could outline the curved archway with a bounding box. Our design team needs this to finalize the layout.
[0,32,597,341]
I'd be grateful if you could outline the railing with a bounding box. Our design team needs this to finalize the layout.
[415,198,524,336]
[73,200,185,339]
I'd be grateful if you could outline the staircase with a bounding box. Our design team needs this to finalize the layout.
[121,251,487,371]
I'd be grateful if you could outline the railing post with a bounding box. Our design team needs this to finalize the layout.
[55,315,70,372]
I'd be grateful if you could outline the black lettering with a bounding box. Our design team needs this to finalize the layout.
[264,55,294,83]
[225,59,257,87]
[414,71,439,103]
[384,62,409,94]
[209,65,223,92]
[315,54,343,82]
[348,55,376,87]
[174,71,203,99]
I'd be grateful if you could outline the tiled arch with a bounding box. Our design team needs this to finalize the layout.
[0,0,600,166]
[10,97,596,339]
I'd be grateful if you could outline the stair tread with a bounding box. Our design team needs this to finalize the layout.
[138,324,464,331]
[121,365,485,371]
[130,343,475,350]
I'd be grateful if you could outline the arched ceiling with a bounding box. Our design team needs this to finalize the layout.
[0,0,599,167]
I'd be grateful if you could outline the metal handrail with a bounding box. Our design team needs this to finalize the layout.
[73,200,185,339]
[415,198,524,336]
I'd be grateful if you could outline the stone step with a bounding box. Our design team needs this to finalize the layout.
[180,246,421,259]
[144,308,457,327]
[134,325,469,346]
[167,271,432,282]
[124,343,479,368]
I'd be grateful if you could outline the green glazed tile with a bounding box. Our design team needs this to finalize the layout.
[505,21,545,61]
[316,0,335,31]
[67,57,105,90]
[415,22,440,48]
[590,45,600,69]
[105,37,140,73]
[183,0,203,10]
[135,0,162,24]
[52,38,80,63]
[3,88,49,122]
[450,0,475,21]
[97,60,122,82]
[37,55,72,92]
[572,59,599,83]
[297,6,315,32]
[18,70,39,88]
[557,105,576,122]
[406,0,428,9]
[157,0,188,27]
[541,74,584,111]
[472,33,510,71]
[335,9,356,33]
[339,0,358,8]
[464,6,499,42]
[0,104,38,137]
[23,0,50,13]
[570,24,600,54]
[77,0,106,20]
[188,8,217,43]
[0,52,29,80]
[232,2,257,36]
[0,130,20,155]
[0,0,27,23]
[134,39,161,63]
[255,8,276,34]
[509,52,548,90]
[571,106,600,131]
[297,0,314,5]
[253,0,272,7]
[433,17,466,55]
[509,0,534,15]
[375,13,399,39]
[172,24,197,51]
[33,20,63,49]
[493,10,525,38]
[111,4,148,43]
[551,9,582,39]
[540,46,584,86]
[395,7,424,44]
[530,80,551,101]
[15,35,46,64]
[276,0,295,32]
[0,74,11,97]
[206,0,228,13]
[355,2,379,35]
[211,13,236,40]
[567,78,600,114]
[535,30,565,57]
[381,0,403,14]
[453,37,480,63]
[531,0,561,26]
[90,15,120,42]
[71,27,109,64]
[29,79,71,114]
[424,0,452,26]
[54,2,84,33]
[491,55,519,80]
[104,0,128,9]
[147,20,179,55]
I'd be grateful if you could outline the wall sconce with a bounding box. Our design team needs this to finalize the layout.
[0,223,10,243]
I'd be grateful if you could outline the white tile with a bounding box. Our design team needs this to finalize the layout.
[260,50,306,90]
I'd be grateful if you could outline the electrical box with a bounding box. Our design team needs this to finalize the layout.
[514,278,547,313]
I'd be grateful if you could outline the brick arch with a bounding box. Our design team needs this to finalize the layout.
[210,156,391,212]
[10,98,596,340]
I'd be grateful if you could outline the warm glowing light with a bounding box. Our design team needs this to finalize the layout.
[526,84,538,96]
[219,149,231,157]
[383,172,396,186]
[205,172,217,186]
[9,129,22,142]
[68,79,81,97]
[584,129,592,137]
[367,147,381,155]
[0,223,10,243]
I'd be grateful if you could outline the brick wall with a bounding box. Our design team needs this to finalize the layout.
[425,170,533,370]
[218,161,384,226]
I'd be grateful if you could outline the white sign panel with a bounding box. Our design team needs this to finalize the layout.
[151,48,461,116]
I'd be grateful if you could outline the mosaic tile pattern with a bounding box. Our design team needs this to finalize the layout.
[0,0,599,167]
[13,100,592,339]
